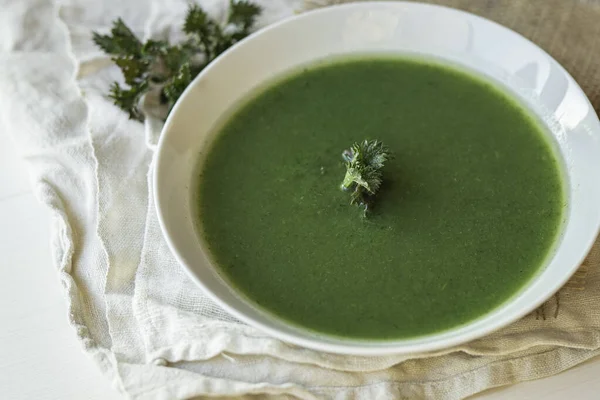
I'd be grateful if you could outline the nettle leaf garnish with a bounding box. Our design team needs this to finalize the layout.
[340,139,391,216]
[92,1,262,122]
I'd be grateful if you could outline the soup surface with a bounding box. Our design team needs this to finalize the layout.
[196,57,565,339]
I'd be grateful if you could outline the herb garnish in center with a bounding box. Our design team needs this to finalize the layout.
[340,139,390,215]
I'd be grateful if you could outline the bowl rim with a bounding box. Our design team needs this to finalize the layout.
[153,1,600,355]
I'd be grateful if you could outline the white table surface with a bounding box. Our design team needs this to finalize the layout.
[1,129,600,400]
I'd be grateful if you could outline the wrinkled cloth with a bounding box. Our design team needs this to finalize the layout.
[2,0,600,398]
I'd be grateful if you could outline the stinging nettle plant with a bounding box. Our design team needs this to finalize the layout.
[92,0,262,121]
[340,139,391,216]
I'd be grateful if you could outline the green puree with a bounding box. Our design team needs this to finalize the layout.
[196,57,565,340]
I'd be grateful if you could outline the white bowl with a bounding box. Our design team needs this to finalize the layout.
[154,1,600,355]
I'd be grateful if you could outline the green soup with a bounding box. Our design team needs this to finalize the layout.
[196,57,565,340]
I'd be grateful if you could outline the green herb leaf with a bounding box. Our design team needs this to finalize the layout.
[183,4,219,58]
[92,18,142,57]
[341,140,391,215]
[93,1,262,122]
[108,81,148,121]
[228,0,262,34]
[162,63,192,110]
[113,55,149,86]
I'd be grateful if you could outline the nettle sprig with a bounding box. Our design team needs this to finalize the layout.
[340,140,391,215]
[92,1,261,121]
